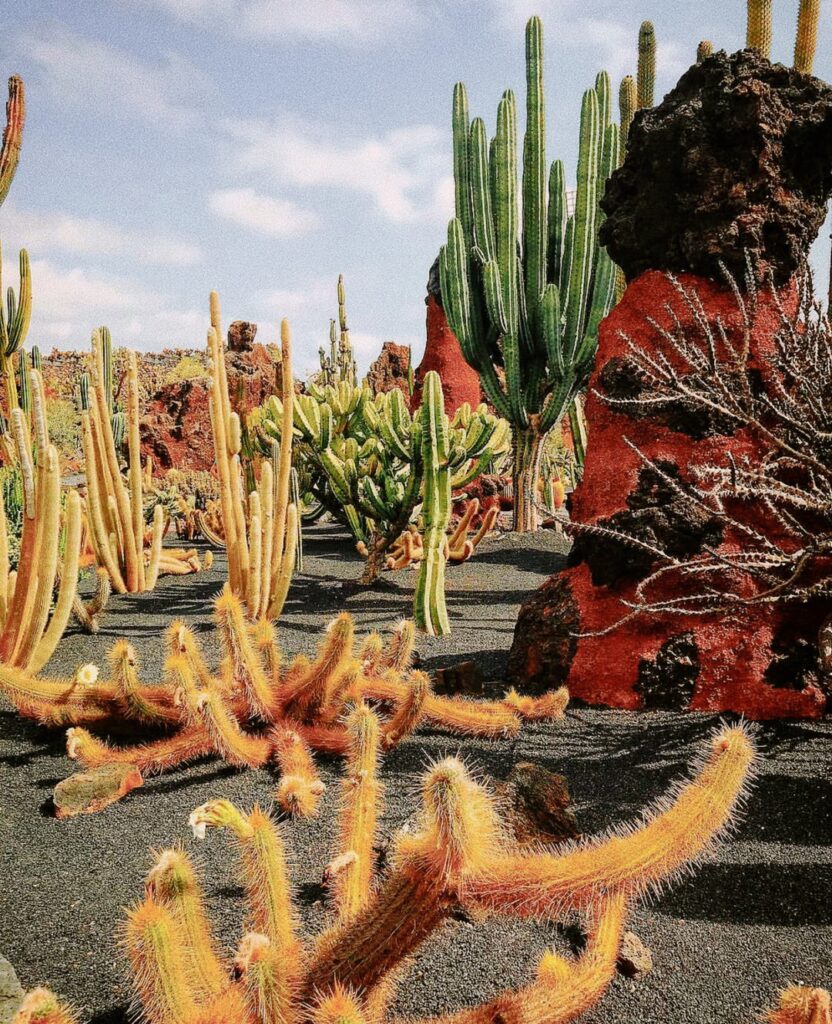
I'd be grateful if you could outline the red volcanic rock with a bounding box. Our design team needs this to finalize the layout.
[140,325,279,473]
[366,341,411,397]
[508,271,828,719]
[412,295,482,415]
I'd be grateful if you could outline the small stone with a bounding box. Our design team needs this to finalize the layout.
[433,660,483,696]
[616,931,653,978]
[53,763,143,818]
[495,762,580,847]
[0,954,24,1024]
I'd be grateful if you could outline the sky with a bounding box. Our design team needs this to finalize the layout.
[1,0,831,378]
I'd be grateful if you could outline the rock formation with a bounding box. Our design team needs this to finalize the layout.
[510,50,832,719]
[366,341,411,397]
[411,258,482,414]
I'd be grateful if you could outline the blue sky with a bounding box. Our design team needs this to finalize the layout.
[2,0,831,377]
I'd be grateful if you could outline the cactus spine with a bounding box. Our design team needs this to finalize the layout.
[747,0,773,58]
[440,16,618,531]
[208,295,297,620]
[794,0,821,74]
[78,330,165,593]
[637,21,656,108]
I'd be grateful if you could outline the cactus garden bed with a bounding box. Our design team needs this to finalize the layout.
[0,524,829,1023]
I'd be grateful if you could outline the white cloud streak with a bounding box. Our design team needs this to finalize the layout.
[209,188,320,237]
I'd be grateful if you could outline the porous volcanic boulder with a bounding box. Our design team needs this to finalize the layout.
[601,48,832,286]
[510,51,832,718]
[366,341,411,397]
[141,323,279,472]
[411,257,482,414]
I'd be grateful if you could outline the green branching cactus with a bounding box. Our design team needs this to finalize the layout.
[254,370,507,594]
[0,242,32,412]
[637,21,656,108]
[17,723,756,1024]
[440,16,618,531]
[747,0,773,59]
[0,75,24,208]
[794,0,821,74]
[320,274,357,388]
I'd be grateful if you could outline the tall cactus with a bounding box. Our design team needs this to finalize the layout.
[637,21,656,108]
[0,75,24,208]
[747,0,773,59]
[208,294,298,620]
[319,274,357,388]
[79,330,166,594]
[0,242,31,411]
[794,0,821,74]
[0,368,81,672]
[440,16,619,531]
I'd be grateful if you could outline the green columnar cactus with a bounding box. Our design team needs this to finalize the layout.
[619,75,637,145]
[637,21,656,108]
[319,275,357,388]
[697,40,714,62]
[747,0,773,58]
[440,16,618,531]
[0,243,31,411]
[0,75,24,209]
[254,372,508,604]
[794,0,821,74]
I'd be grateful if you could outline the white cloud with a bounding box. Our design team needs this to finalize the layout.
[209,188,320,237]
[3,205,203,267]
[225,117,453,224]
[135,0,420,45]
[255,279,336,317]
[20,25,213,131]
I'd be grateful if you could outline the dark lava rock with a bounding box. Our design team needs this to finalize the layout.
[634,631,700,711]
[433,660,483,696]
[227,319,257,352]
[494,762,580,846]
[601,48,832,285]
[507,574,579,693]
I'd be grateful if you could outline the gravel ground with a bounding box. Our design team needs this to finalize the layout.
[0,523,829,1023]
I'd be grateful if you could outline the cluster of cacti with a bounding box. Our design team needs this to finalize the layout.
[387,496,499,570]
[318,273,357,388]
[745,0,821,72]
[255,369,508,602]
[440,17,619,531]
[14,721,756,1024]
[208,294,298,620]
[78,329,168,593]
[0,596,569,813]
[0,367,82,672]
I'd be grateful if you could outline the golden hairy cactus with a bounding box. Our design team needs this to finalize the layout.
[763,985,832,1024]
[17,722,756,1024]
[0,590,568,816]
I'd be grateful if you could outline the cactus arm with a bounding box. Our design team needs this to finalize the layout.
[547,159,567,284]
[464,725,755,918]
[0,75,24,207]
[24,477,82,674]
[268,501,297,620]
[127,351,147,592]
[794,0,821,74]
[268,319,296,616]
[68,725,212,774]
[637,20,656,107]
[215,584,277,719]
[80,411,126,592]
[145,848,229,1001]
[380,669,429,749]
[272,725,325,817]
[747,0,773,59]
[523,16,547,333]
[124,897,199,1024]
[452,82,473,243]
[145,504,165,591]
[208,324,241,593]
[329,703,382,921]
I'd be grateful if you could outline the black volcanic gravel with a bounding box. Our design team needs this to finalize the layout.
[0,524,829,1023]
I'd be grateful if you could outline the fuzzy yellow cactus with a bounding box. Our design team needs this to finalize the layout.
[208,295,298,620]
[763,985,832,1024]
[747,0,773,58]
[18,721,756,1024]
[794,0,821,74]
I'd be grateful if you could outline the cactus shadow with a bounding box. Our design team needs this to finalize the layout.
[89,1007,130,1024]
